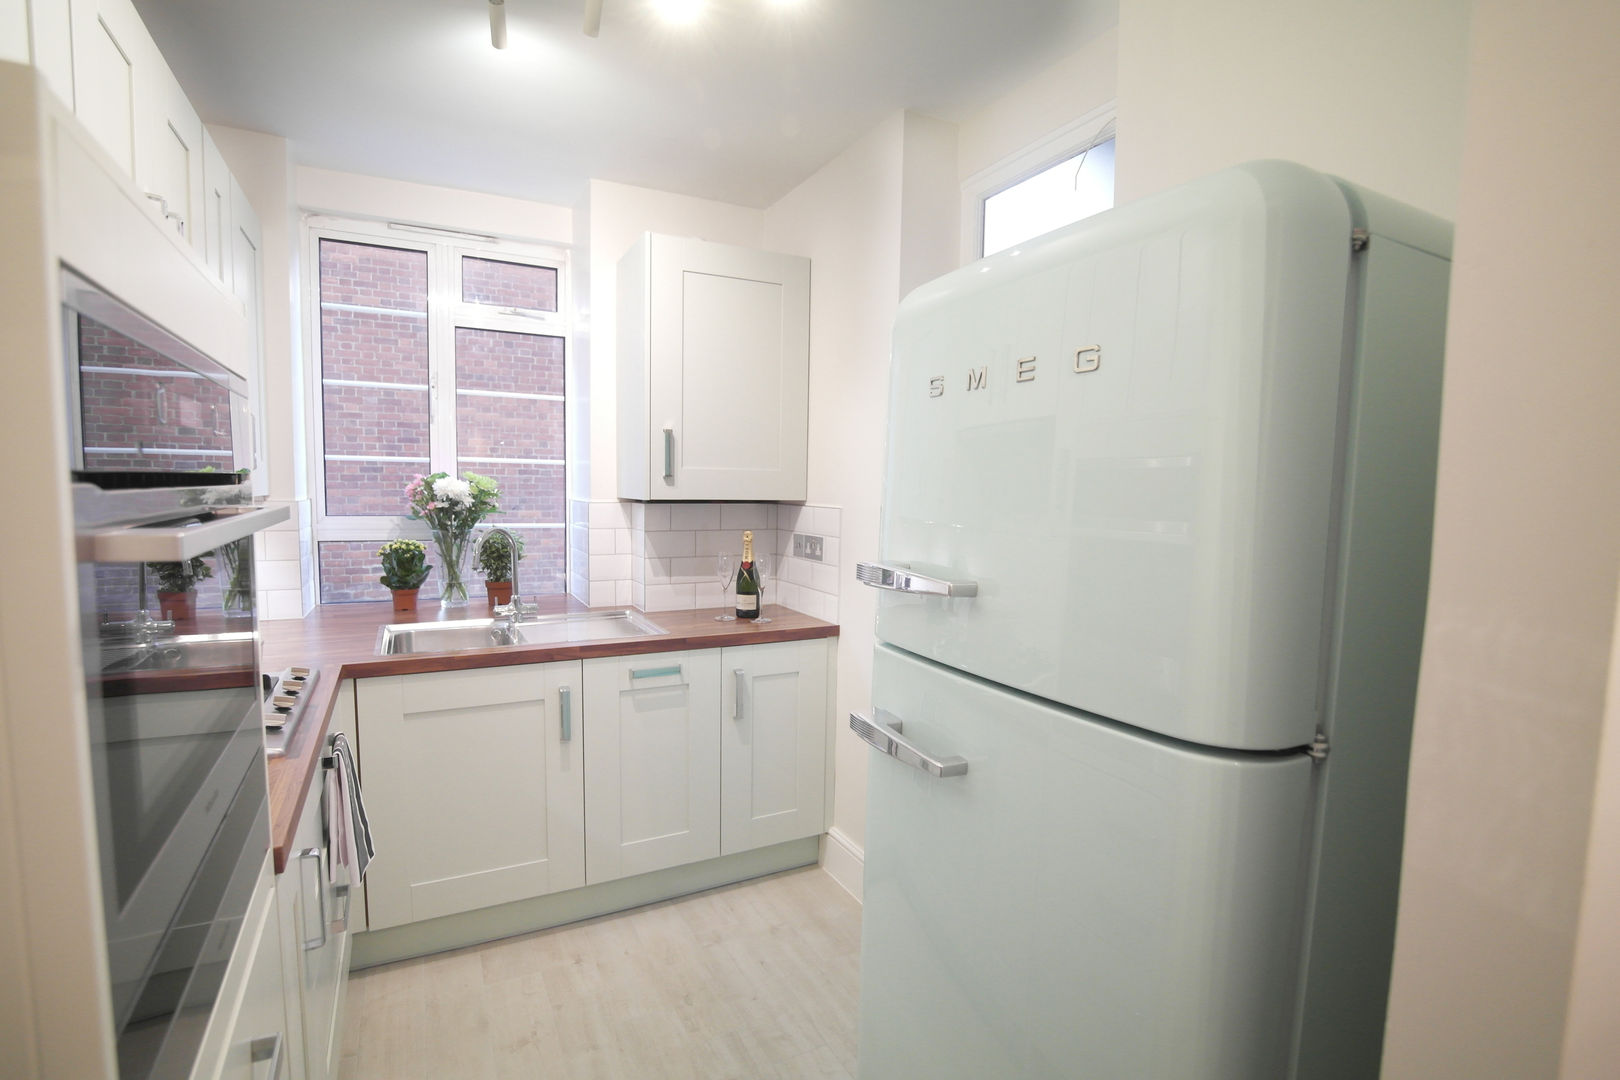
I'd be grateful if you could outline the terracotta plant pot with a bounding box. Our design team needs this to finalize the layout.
[157,590,195,621]
[486,581,513,607]
[391,587,421,614]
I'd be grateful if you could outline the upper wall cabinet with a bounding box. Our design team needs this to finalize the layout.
[69,0,204,247]
[616,233,810,502]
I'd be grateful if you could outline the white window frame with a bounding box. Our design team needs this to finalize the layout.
[959,100,1117,264]
[301,215,572,564]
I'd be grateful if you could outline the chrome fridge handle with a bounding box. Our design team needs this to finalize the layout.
[850,710,968,778]
[856,561,978,598]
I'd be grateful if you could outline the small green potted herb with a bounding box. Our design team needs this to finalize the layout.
[378,540,431,613]
[474,530,526,607]
[147,557,213,622]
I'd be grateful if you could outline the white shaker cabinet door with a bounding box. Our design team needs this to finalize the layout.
[584,650,721,882]
[357,662,585,930]
[617,232,810,501]
[719,639,828,855]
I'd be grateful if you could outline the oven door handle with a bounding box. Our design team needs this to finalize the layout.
[87,504,290,562]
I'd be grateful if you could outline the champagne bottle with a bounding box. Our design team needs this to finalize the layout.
[735,530,760,620]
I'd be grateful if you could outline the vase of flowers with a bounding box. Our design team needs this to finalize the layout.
[474,530,526,608]
[148,557,213,622]
[405,472,502,608]
[378,539,430,613]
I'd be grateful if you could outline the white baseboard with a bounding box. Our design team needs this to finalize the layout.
[819,827,865,904]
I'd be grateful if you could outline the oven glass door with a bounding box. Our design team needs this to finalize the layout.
[80,531,268,1080]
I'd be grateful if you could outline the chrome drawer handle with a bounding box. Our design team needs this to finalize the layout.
[298,847,327,951]
[850,710,968,778]
[856,561,978,598]
[560,686,573,742]
[630,664,682,680]
[250,1033,285,1080]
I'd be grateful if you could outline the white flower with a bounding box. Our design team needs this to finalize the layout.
[433,476,473,507]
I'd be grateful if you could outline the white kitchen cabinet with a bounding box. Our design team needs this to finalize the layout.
[357,662,585,931]
[583,650,722,882]
[720,640,829,855]
[275,681,357,1080]
[69,0,203,244]
[616,232,810,502]
[69,0,143,175]
[192,855,290,1080]
[228,176,268,489]
[201,129,233,285]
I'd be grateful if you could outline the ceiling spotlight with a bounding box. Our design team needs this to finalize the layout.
[489,0,508,49]
[651,0,704,26]
[583,0,603,36]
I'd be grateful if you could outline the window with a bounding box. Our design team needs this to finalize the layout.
[982,135,1115,257]
[963,108,1117,261]
[306,221,569,603]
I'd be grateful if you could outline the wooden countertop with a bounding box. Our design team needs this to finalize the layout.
[261,599,838,874]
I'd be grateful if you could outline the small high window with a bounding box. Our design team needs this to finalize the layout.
[982,134,1115,257]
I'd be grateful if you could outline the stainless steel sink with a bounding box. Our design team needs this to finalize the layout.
[377,609,666,655]
[101,631,257,673]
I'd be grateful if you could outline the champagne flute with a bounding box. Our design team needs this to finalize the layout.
[713,551,736,622]
[754,551,772,623]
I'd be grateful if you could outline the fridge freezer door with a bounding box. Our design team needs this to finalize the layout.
[859,644,1315,1080]
[876,161,1353,751]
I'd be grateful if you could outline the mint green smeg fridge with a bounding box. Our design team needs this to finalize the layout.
[853,161,1453,1080]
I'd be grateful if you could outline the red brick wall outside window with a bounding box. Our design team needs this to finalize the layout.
[314,235,568,603]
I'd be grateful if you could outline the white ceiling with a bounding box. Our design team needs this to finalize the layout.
[131,0,1117,209]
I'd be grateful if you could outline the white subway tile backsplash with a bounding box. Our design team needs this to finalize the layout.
[589,528,616,555]
[646,530,696,558]
[643,503,671,531]
[614,529,633,554]
[644,583,695,611]
[588,501,627,529]
[671,556,713,582]
[822,536,841,567]
[692,529,731,557]
[264,589,306,621]
[626,501,645,530]
[588,581,617,607]
[265,531,300,561]
[670,503,721,531]
[694,581,724,609]
[589,554,631,580]
[720,504,769,531]
[258,559,302,591]
[615,579,632,606]
[812,563,839,594]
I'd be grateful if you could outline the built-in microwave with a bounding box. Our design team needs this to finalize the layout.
[61,266,254,480]
[65,265,287,1080]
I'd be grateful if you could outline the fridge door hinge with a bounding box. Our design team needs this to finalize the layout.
[1307,733,1331,761]
[1350,228,1370,253]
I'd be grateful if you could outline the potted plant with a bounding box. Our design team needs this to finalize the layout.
[474,530,526,607]
[405,472,502,607]
[377,539,431,613]
[147,557,213,622]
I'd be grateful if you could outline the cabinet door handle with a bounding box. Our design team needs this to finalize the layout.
[298,847,328,951]
[250,1033,285,1080]
[630,663,682,680]
[559,686,573,742]
[662,427,674,481]
[734,669,746,720]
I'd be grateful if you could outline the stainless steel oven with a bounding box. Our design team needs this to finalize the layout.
[66,268,287,1080]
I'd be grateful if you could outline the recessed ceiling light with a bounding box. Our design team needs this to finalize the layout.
[650,0,704,25]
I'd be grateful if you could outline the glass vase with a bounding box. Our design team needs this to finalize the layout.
[430,524,474,608]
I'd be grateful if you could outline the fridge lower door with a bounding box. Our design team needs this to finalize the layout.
[859,644,1316,1080]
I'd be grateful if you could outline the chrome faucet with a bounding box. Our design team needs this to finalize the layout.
[482,527,535,641]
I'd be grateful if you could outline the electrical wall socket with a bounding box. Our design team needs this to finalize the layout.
[793,533,824,561]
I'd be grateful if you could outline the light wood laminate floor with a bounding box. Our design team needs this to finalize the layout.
[339,866,863,1079]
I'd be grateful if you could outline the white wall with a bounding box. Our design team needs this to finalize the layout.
[763,113,905,855]
[584,179,764,502]
[955,27,1119,184]
[1380,2,1620,1075]
[1115,0,1471,218]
